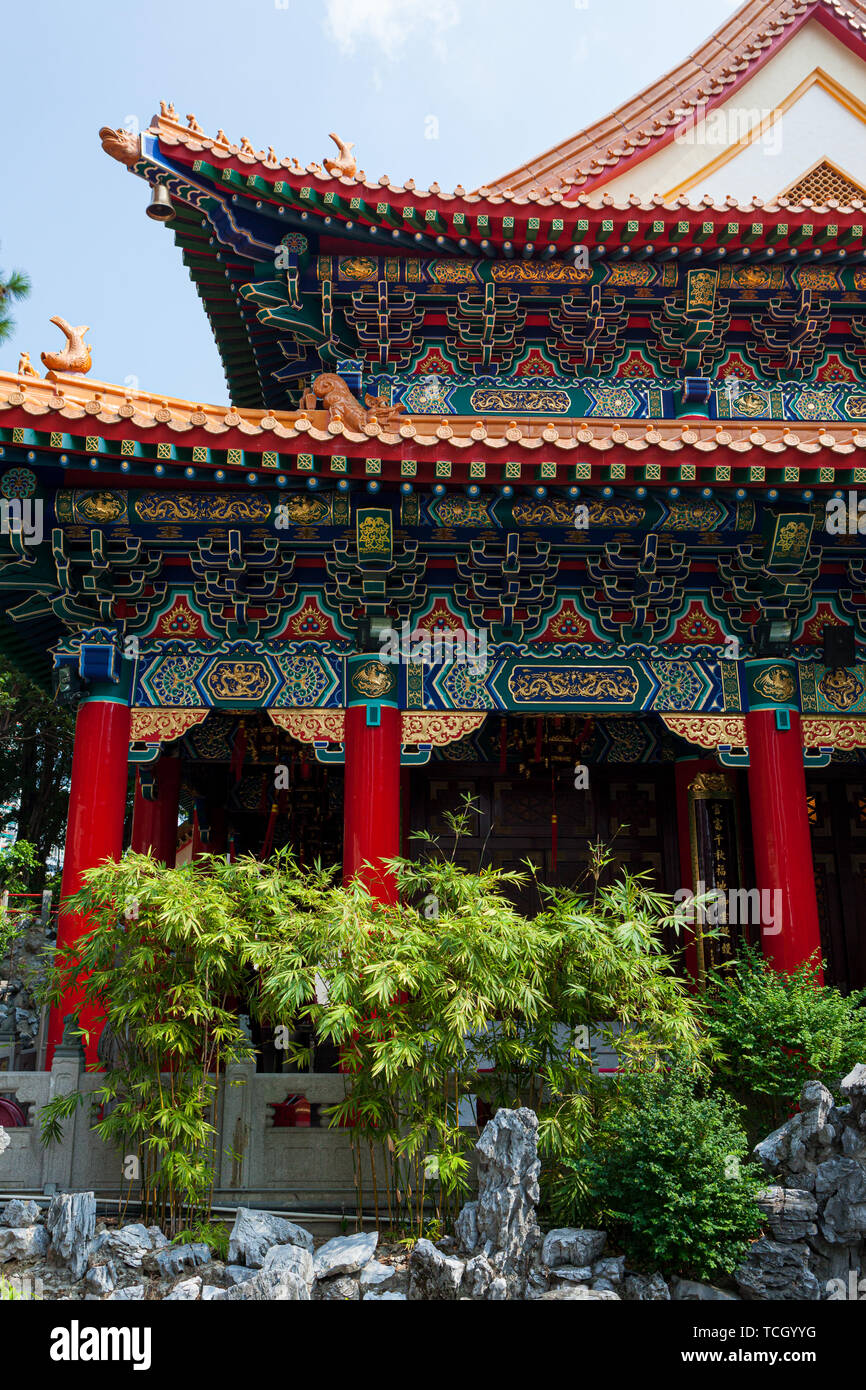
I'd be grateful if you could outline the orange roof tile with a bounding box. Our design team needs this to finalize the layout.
[0,370,860,462]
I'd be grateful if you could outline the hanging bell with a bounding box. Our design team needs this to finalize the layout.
[146,184,175,222]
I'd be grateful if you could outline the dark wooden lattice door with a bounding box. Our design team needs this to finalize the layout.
[411,766,679,916]
[806,773,866,992]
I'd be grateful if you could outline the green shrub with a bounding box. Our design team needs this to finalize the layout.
[566,1067,763,1280]
[172,1219,230,1261]
[705,946,866,1137]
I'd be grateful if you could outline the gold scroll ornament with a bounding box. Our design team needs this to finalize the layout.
[129,708,209,744]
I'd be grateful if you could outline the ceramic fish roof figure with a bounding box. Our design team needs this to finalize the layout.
[41,317,92,375]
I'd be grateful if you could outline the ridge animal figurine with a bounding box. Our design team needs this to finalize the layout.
[323,133,357,179]
[41,317,92,375]
[303,374,407,433]
[16,351,39,378]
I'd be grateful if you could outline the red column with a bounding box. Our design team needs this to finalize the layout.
[131,756,181,866]
[746,707,822,975]
[47,696,131,1066]
[343,704,401,903]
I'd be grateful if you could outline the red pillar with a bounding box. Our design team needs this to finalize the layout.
[342,704,402,903]
[47,695,131,1066]
[131,756,181,866]
[745,695,822,975]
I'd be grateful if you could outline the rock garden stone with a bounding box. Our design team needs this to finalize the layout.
[623,1272,670,1300]
[408,1238,465,1300]
[225,1263,257,1286]
[473,1108,541,1285]
[224,1242,314,1301]
[313,1230,377,1279]
[532,1285,620,1300]
[671,1278,739,1300]
[165,1277,202,1301]
[359,1259,395,1289]
[364,1289,407,1300]
[757,1187,819,1243]
[461,1253,506,1300]
[0,1225,49,1263]
[45,1191,96,1280]
[151,1242,210,1279]
[91,1223,153,1270]
[735,1239,821,1300]
[108,1284,145,1300]
[542,1227,606,1270]
[315,1274,360,1301]
[227,1207,314,1267]
[593,1254,626,1284]
[85,1263,116,1295]
[1,1198,40,1227]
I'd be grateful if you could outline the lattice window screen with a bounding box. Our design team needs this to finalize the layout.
[783,161,866,205]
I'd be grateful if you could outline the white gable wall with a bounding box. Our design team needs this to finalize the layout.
[598,19,866,201]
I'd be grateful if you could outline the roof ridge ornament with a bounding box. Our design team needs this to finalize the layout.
[41,317,92,375]
[99,125,140,168]
[324,133,357,179]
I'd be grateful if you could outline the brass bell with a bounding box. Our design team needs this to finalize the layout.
[146,184,174,222]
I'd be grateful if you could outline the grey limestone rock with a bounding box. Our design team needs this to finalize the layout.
[359,1259,395,1290]
[542,1227,606,1270]
[408,1238,465,1301]
[461,1253,507,1300]
[314,1274,360,1301]
[672,1278,739,1301]
[45,1192,96,1280]
[85,1262,116,1295]
[91,1223,153,1270]
[735,1239,821,1301]
[623,1272,670,1301]
[364,1289,407,1300]
[1,1198,40,1227]
[0,1224,49,1263]
[532,1284,620,1300]
[454,1200,478,1255]
[225,1242,314,1301]
[313,1230,377,1279]
[756,1186,819,1243]
[152,1242,211,1279]
[474,1108,541,1283]
[107,1284,145,1301]
[225,1263,257,1286]
[227,1207,314,1267]
[165,1276,202,1301]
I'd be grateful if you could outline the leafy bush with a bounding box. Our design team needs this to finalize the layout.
[41,852,258,1234]
[172,1219,230,1261]
[705,946,866,1136]
[568,1066,763,1279]
[41,827,707,1240]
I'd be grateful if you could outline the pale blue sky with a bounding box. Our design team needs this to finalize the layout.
[0,0,738,405]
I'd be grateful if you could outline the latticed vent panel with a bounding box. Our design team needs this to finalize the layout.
[783,161,866,205]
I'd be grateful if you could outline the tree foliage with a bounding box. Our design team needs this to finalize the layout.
[41,827,708,1238]
[0,658,74,885]
[0,253,30,345]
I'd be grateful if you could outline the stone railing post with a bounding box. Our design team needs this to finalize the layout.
[41,1014,85,1193]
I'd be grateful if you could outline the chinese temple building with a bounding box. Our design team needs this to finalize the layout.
[4,0,866,1066]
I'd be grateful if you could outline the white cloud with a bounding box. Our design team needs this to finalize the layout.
[323,0,461,60]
